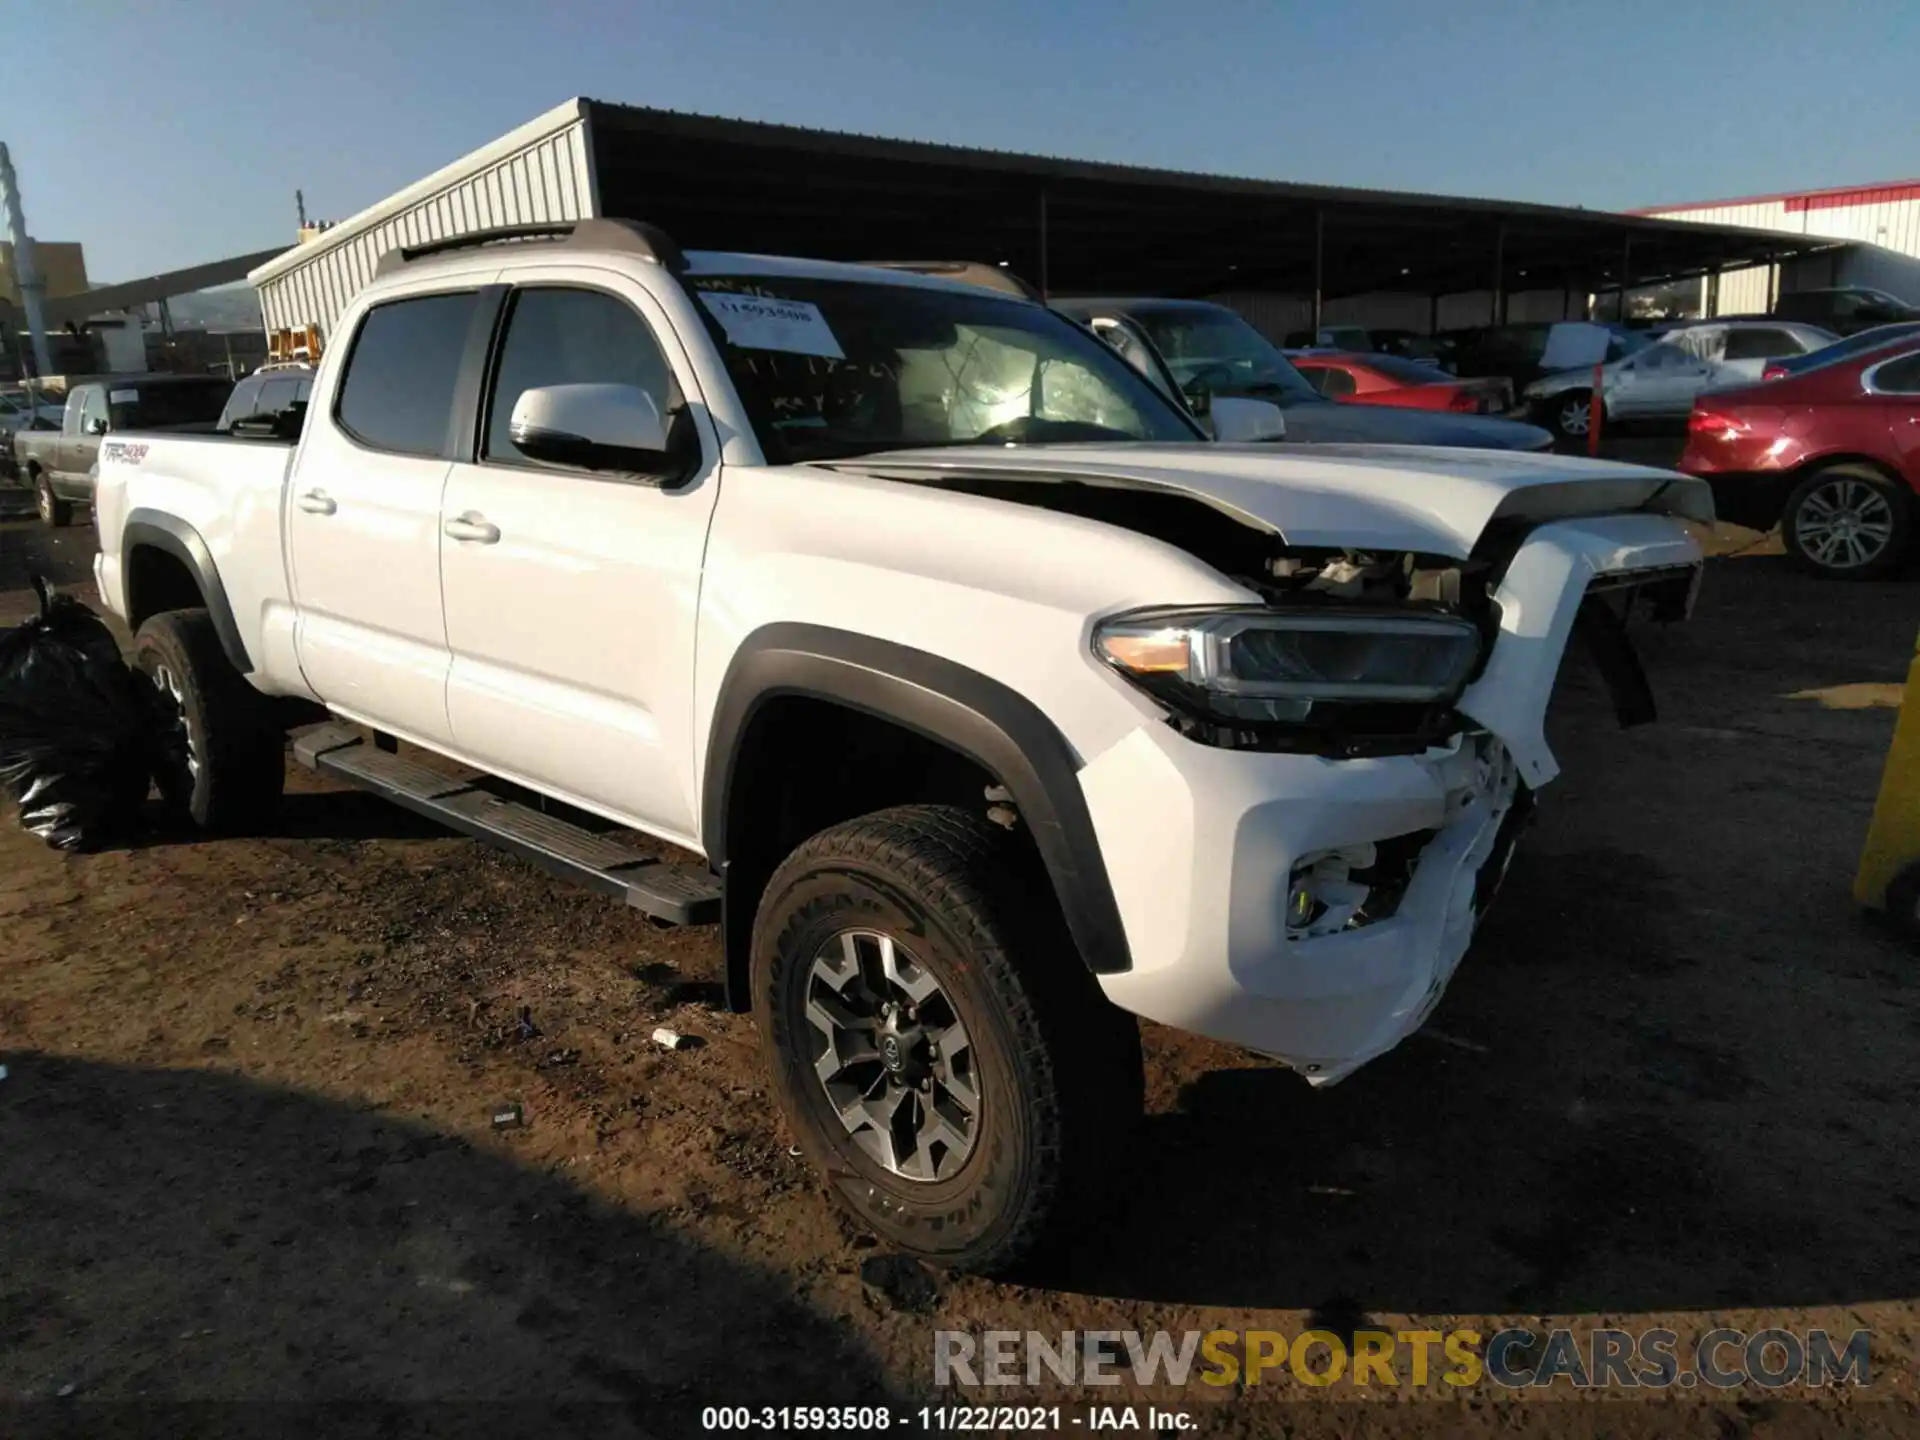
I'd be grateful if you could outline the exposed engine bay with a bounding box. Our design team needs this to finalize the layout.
[845,459,1700,758]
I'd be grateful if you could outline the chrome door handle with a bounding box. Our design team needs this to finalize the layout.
[443,512,500,544]
[297,488,336,516]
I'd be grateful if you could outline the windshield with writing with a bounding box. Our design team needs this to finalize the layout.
[1126,305,1323,406]
[693,276,1201,462]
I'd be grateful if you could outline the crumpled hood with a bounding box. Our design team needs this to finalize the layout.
[828,443,1714,558]
[1275,401,1550,451]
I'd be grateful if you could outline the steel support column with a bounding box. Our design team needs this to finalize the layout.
[1311,209,1324,335]
[1037,190,1050,300]
[1491,223,1506,325]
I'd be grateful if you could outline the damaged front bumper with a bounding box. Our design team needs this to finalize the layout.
[1080,511,1701,1085]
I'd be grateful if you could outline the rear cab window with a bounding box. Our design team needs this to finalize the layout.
[114,380,231,429]
[335,291,483,456]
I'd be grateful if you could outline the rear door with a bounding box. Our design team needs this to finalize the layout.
[287,281,501,745]
[437,271,720,843]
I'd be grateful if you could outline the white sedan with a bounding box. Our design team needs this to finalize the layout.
[1526,320,1836,441]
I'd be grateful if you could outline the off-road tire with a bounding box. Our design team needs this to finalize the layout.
[32,469,73,528]
[1781,464,1912,580]
[132,609,285,833]
[753,804,1142,1274]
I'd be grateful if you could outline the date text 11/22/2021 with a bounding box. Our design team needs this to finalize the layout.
[700,1405,1197,1431]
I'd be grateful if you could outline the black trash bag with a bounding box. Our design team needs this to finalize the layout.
[0,576,154,851]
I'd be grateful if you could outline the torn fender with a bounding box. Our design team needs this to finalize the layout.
[1456,513,1703,789]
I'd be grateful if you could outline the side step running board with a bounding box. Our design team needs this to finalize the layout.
[291,723,721,927]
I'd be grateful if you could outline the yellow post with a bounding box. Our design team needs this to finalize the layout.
[1855,624,1920,912]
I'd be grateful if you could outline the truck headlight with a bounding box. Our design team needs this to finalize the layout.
[1094,606,1483,727]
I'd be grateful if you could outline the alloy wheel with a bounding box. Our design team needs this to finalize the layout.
[1557,397,1590,436]
[36,482,52,524]
[1795,478,1895,571]
[149,660,200,791]
[803,928,979,1182]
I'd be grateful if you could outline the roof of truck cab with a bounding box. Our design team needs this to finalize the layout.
[391,241,1044,301]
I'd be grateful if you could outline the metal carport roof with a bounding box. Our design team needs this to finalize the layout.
[580,100,1835,302]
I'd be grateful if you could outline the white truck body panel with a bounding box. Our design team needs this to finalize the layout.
[95,241,1709,1083]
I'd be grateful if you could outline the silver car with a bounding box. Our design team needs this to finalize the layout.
[1525,319,1837,441]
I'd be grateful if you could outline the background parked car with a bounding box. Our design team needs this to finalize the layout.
[1441,320,1650,395]
[1761,320,1920,381]
[0,388,65,478]
[1287,350,1514,414]
[1775,286,1920,337]
[1282,323,1373,351]
[1523,319,1836,443]
[1680,342,1920,579]
[1276,326,1457,370]
[14,372,232,526]
[1055,298,1552,450]
[217,364,314,434]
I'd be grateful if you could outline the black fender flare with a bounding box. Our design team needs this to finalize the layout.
[122,509,253,674]
[704,623,1132,984]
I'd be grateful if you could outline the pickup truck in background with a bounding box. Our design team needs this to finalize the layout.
[92,219,1708,1272]
[15,372,232,526]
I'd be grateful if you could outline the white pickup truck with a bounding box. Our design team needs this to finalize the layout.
[93,219,1709,1272]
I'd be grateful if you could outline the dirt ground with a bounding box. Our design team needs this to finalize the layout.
[3,467,1920,1439]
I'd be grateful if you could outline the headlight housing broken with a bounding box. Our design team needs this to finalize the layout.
[1094,605,1484,747]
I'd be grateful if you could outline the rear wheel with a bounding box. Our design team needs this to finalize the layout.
[752,804,1142,1274]
[132,609,285,833]
[33,470,72,528]
[1782,465,1911,580]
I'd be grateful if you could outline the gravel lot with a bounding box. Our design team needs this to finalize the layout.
[3,469,1918,1438]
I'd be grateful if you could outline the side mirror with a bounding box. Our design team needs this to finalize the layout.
[85,417,108,436]
[1210,396,1286,443]
[1180,378,1213,419]
[508,383,674,476]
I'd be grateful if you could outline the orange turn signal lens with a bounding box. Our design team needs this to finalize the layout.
[1098,630,1192,676]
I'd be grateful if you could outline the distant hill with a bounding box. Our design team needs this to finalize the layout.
[161,285,263,333]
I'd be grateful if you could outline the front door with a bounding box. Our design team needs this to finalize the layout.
[288,286,496,746]
[1610,342,1712,418]
[437,274,720,846]
[59,387,107,483]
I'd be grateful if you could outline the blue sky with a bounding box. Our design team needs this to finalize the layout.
[16,0,1918,281]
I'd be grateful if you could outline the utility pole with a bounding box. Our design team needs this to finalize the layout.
[296,189,308,230]
[0,144,53,379]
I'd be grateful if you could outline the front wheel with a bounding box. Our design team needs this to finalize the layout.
[1545,390,1596,444]
[752,805,1142,1274]
[1781,465,1911,580]
[132,609,286,833]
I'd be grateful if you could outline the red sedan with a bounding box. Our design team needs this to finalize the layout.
[1681,340,1920,578]
[1288,351,1514,415]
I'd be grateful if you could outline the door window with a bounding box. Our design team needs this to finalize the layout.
[1723,328,1801,362]
[1671,329,1722,362]
[335,291,482,457]
[1867,350,1920,394]
[484,287,675,465]
[1316,366,1358,398]
[80,388,109,433]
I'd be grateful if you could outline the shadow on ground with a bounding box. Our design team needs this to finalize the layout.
[0,1053,901,1434]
